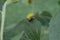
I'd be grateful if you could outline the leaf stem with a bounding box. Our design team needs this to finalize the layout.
[1,1,8,40]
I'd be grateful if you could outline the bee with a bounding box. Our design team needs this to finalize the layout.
[26,13,34,22]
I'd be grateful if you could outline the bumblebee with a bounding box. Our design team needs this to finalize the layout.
[26,13,34,22]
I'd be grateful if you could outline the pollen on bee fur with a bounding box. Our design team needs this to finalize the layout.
[26,13,34,22]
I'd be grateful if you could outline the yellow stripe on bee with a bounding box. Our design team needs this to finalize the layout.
[26,13,34,19]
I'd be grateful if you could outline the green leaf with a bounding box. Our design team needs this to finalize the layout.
[3,0,60,40]
[11,31,24,40]
[35,11,52,26]
[4,18,41,40]
[49,11,60,40]
[20,19,41,40]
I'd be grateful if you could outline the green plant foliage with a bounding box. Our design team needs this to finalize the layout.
[4,19,41,40]
[49,11,60,40]
[35,11,52,26]
[1,0,59,40]
[4,0,59,27]
[0,0,6,10]
[20,19,41,40]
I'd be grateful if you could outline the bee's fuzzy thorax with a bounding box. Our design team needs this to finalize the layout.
[26,13,34,22]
